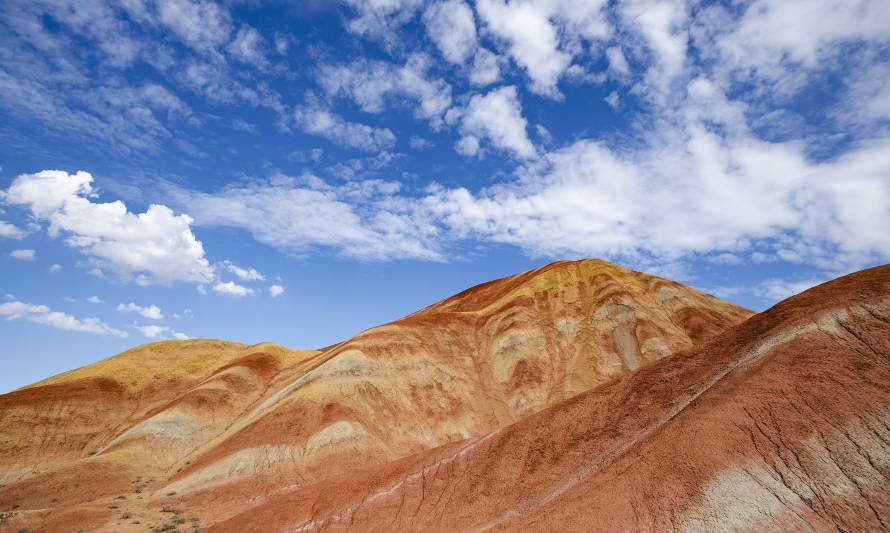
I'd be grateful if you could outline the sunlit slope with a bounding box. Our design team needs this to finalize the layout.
[212,264,890,533]
[0,340,318,508]
[0,258,753,531]
[161,259,752,522]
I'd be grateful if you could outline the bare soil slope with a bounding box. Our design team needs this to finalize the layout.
[0,259,752,531]
[211,264,890,532]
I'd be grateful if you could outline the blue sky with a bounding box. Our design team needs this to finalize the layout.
[1,0,889,393]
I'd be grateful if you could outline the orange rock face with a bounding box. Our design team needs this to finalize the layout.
[0,259,755,531]
[208,264,890,532]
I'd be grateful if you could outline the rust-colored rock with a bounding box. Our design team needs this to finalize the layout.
[209,264,890,532]
[0,258,756,531]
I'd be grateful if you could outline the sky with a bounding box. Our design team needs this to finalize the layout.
[1,0,889,393]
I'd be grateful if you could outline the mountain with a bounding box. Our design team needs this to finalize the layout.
[210,264,890,532]
[2,259,754,531]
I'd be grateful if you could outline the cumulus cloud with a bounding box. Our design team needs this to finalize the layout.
[212,280,254,297]
[48,263,62,272]
[87,296,102,304]
[293,106,396,152]
[469,48,501,86]
[137,324,189,339]
[452,86,536,159]
[10,249,35,261]
[2,170,214,285]
[227,24,269,69]
[223,261,265,281]
[118,302,164,320]
[423,117,890,273]
[423,0,477,65]
[0,221,25,239]
[269,284,284,297]
[475,0,609,98]
[0,300,126,337]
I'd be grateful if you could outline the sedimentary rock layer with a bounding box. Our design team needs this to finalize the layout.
[212,264,890,532]
[0,259,753,531]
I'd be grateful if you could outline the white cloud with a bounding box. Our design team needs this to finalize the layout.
[409,136,431,149]
[476,0,570,98]
[118,302,163,320]
[423,0,477,65]
[10,249,35,261]
[423,124,890,273]
[274,32,289,55]
[0,221,25,239]
[474,0,609,98]
[469,48,501,86]
[759,277,826,302]
[212,280,254,297]
[453,86,536,159]
[136,324,188,339]
[224,261,265,281]
[227,24,269,69]
[232,118,258,134]
[340,0,424,45]
[455,135,480,157]
[165,173,442,261]
[2,170,214,285]
[293,106,396,152]
[0,300,126,337]
[48,263,62,272]
[604,91,619,108]
[319,55,452,127]
[269,284,284,297]
[605,46,630,77]
[157,0,233,53]
[707,0,890,98]
[87,296,102,304]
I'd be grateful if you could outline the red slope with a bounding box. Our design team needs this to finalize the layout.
[211,264,890,532]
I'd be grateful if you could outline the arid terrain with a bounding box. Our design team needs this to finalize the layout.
[2,259,889,532]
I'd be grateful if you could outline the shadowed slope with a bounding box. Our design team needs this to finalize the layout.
[210,264,890,532]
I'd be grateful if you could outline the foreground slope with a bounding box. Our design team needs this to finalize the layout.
[0,259,751,531]
[212,264,890,532]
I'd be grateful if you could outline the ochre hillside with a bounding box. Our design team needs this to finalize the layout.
[214,264,890,532]
[2,258,754,531]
